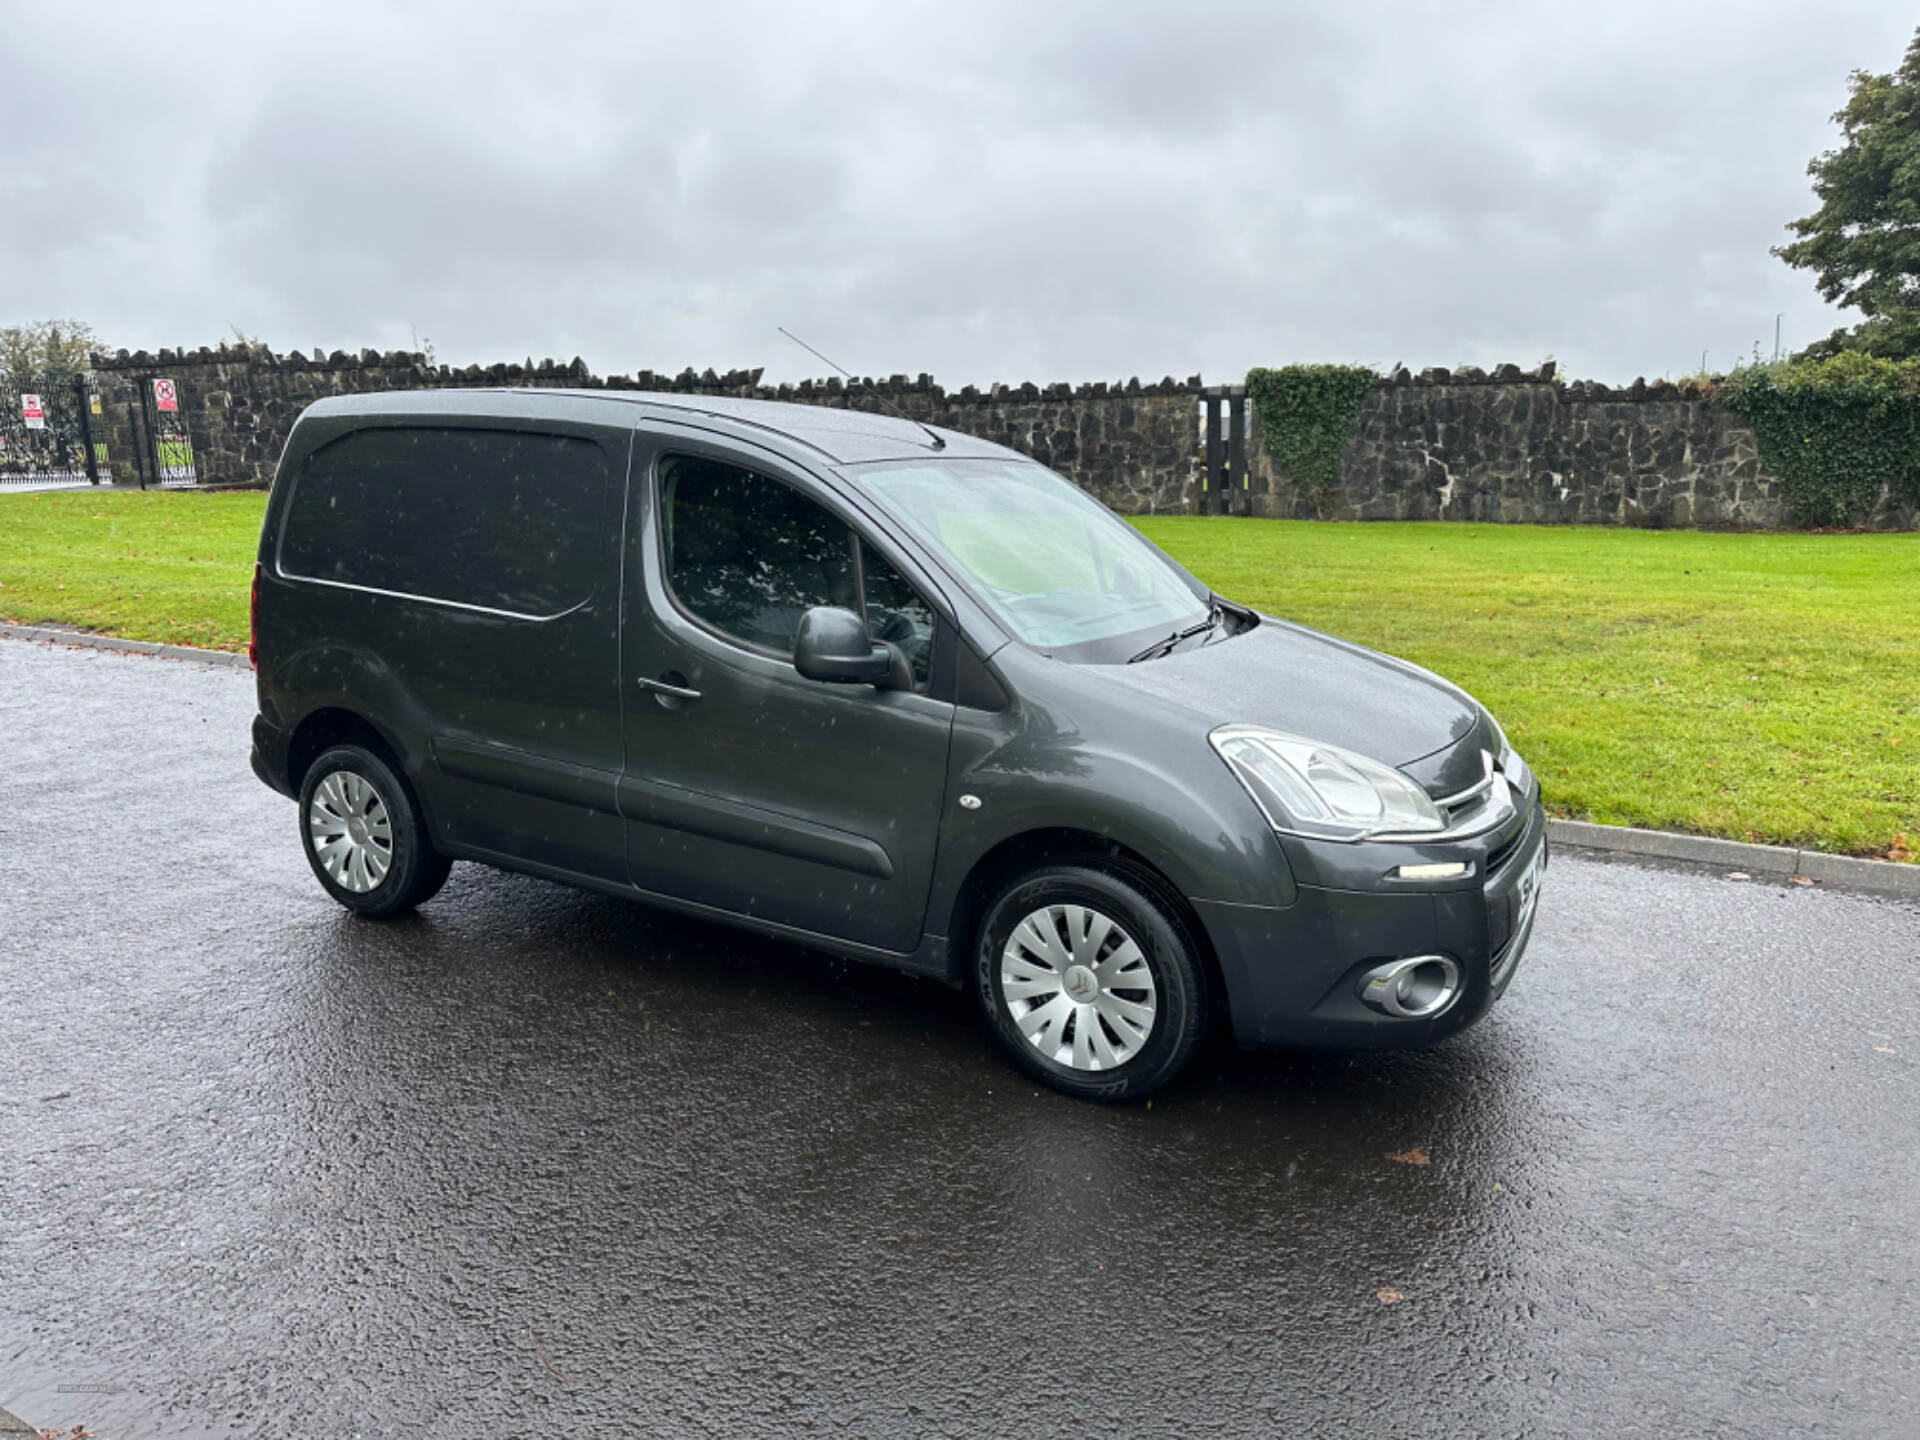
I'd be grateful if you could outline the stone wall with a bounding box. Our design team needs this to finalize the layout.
[1247,363,1917,530]
[87,345,1920,529]
[754,371,1205,513]
[87,345,1205,513]
[90,346,628,492]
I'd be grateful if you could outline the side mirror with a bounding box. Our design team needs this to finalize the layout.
[794,606,900,687]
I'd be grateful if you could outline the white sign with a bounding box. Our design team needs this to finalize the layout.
[21,393,45,430]
[153,378,178,412]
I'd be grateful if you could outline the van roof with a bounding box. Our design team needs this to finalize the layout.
[300,387,1019,466]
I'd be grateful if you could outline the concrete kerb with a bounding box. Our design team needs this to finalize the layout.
[0,622,251,670]
[3,626,1915,901]
[1547,818,1920,900]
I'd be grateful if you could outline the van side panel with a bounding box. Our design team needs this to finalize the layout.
[256,400,633,883]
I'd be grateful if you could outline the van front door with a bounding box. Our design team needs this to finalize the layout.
[617,431,956,955]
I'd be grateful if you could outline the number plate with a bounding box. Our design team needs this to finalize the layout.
[1514,841,1546,924]
[1494,839,1547,989]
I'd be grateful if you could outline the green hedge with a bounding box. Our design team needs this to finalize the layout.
[1717,352,1920,526]
[1245,365,1377,506]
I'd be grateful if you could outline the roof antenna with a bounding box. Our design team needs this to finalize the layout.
[778,327,945,450]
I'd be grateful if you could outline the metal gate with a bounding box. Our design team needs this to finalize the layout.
[1198,386,1249,516]
[137,374,198,487]
[0,377,105,490]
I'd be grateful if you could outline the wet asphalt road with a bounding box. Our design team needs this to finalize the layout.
[2,638,1916,1439]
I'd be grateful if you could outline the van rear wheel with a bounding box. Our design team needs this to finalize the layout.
[975,863,1206,1101]
[299,744,451,918]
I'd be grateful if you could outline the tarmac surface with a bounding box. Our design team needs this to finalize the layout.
[2,636,1916,1438]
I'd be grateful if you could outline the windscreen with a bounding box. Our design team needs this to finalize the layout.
[849,458,1207,653]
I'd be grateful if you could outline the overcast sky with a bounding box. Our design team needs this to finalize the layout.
[2,2,1911,386]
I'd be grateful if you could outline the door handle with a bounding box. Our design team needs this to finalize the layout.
[637,674,702,701]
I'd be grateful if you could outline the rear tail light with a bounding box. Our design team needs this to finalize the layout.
[249,562,261,670]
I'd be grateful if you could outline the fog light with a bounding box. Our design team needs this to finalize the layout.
[1395,861,1471,881]
[1358,955,1462,1019]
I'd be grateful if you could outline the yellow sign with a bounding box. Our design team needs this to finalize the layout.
[90,395,101,415]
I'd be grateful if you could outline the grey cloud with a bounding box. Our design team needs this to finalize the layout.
[1025,5,1357,134]
[684,138,851,233]
[204,101,679,272]
[5,0,1914,384]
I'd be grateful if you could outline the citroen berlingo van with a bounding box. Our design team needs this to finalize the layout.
[249,390,1546,1100]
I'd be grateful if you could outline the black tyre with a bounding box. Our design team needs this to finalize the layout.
[975,863,1207,1101]
[298,744,452,918]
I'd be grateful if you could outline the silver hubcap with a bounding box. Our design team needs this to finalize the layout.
[308,769,393,893]
[1001,903,1157,1071]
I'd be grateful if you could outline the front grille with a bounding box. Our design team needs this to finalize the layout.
[1490,879,1539,988]
[1440,785,1500,832]
[1488,835,1544,989]
[1485,827,1524,876]
[1421,746,1530,843]
[1487,894,1514,958]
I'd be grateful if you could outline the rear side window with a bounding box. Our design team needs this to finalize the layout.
[279,426,610,616]
[660,454,933,686]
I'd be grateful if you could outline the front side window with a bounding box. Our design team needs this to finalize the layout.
[279,426,609,615]
[860,540,934,684]
[849,457,1208,660]
[659,454,934,686]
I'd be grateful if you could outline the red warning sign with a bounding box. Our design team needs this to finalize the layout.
[153,378,178,412]
[21,393,45,429]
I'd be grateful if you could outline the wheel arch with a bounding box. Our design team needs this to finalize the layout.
[944,827,1230,1029]
[286,706,409,796]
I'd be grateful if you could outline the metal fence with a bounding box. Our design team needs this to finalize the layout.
[0,377,105,489]
[1,374,202,490]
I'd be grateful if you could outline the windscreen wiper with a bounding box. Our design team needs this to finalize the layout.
[1126,602,1224,664]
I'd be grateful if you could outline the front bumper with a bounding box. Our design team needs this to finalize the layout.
[1195,797,1547,1051]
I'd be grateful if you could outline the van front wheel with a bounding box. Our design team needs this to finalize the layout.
[298,744,451,918]
[976,863,1206,1101]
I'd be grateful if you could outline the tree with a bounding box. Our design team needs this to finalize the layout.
[0,318,103,395]
[1777,27,1920,360]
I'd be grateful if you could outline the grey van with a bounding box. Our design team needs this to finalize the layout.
[249,390,1546,1100]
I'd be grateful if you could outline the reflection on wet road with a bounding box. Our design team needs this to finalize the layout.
[2,639,1916,1437]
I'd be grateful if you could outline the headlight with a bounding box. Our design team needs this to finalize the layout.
[1210,724,1446,842]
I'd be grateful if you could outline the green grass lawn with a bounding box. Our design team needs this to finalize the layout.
[2,491,1915,857]
[1136,516,1920,859]
[0,490,261,652]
